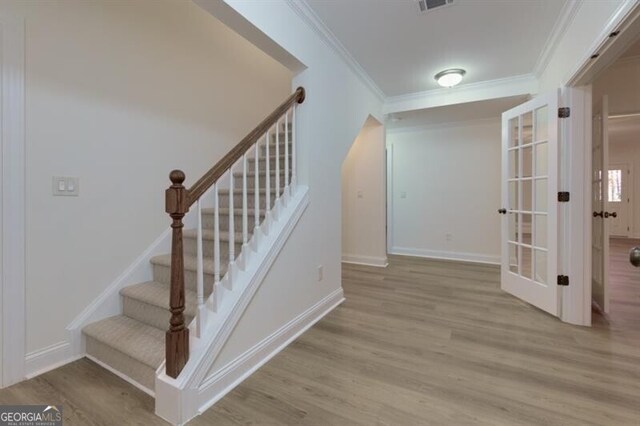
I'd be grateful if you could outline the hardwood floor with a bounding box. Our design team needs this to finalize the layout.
[2,255,640,425]
[607,238,640,331]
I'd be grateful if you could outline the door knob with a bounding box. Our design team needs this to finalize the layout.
[630,247,640,267]
[593,211,603,218]
[609,212,617,218]
[498,208,507,214]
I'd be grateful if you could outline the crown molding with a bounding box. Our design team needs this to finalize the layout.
[285,0,386,102]
[384,73,538,115]
[533,0,582,78]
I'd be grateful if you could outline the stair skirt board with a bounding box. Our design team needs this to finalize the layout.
[195,288,345,418]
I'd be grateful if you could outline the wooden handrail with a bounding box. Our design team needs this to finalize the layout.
[164,87,305,379]
[187,86,305,205]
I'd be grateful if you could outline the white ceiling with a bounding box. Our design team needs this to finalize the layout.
[306,0,568,97]
[386,95,528,130]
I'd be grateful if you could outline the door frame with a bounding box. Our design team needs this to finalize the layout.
[564,1,640,326]
[0,14,26,387]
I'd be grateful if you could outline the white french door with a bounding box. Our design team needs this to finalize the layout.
[592,96,610,313]
[501,92,559,316]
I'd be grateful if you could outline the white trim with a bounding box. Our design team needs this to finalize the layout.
[66,228,171,356]
[0,14,26,388]
[341,254,388,268]
[386,117,500,135]
[24,342,82,380]
[285,0,385,102]
[386,144,394,258]
[390,246,500,266]
[85,354,155,397]
[568,86,592,327]
[195,288,344,418]
[384,74,538,115]
[533,0,582,78]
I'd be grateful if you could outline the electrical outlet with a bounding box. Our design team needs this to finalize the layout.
[53,176,80,196]
[400,191,407,199]
[357,190,364,199]
[318,265,323,281]
[445,233,453,242]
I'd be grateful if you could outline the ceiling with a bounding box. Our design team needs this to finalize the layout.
[306,0,568,97]
[386,95,528,130]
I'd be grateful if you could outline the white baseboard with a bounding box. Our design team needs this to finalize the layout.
[25,341,82,379]
[390,246,500,265]
[342,254,388,267]
[196,288,344,416]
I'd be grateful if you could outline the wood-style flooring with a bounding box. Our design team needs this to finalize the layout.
[2,253,640,425]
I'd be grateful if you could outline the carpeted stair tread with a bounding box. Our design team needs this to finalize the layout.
[182,229,244,242]
[120,281,198,318]
[202,207,266,216]
[83,315,164,369]
[150,253,228,275]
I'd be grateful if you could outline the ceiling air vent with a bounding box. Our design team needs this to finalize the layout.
[417,0,454,14]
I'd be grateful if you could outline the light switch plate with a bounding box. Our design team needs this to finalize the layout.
[53,176,80,196]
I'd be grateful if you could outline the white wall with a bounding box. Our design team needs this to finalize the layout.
[341,117,387,267]
[387,118,501,264]
[593,56,640,115]
[194,0,383,375]
[609,126,640,236]
[596,55,640,237]
[0,0,291,355]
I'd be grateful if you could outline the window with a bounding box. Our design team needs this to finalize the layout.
[608,169,622,202]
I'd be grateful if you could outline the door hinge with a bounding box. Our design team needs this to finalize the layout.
[558,192,570,202]
[557,275,569,286]
[558,107,570,118]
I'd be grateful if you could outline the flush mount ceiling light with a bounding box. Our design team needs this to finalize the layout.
[435,69,466,88]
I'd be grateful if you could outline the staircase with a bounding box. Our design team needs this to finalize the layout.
[81,88,304,399]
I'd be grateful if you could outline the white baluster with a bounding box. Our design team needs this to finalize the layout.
[265,129,271,231]
[242,153,248,266]
[284,109,290,201]
[292,106,297,193]
[228,166,235,284]
[275,118,280,211]
[213,184,221,309]
[196,199,204,337]
[254,142,260,247]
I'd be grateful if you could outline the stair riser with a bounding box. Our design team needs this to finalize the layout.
[247,157,288,170]
[183,235,243,258]
[219,192,276,210]
[232,174,289,191]
[153,263,223,291]
[260,143,291,157]
[122,296,195,331]
[85,337,156,391]
[201,212,265,232]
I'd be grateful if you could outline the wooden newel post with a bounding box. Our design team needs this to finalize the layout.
[165,169,189,378]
